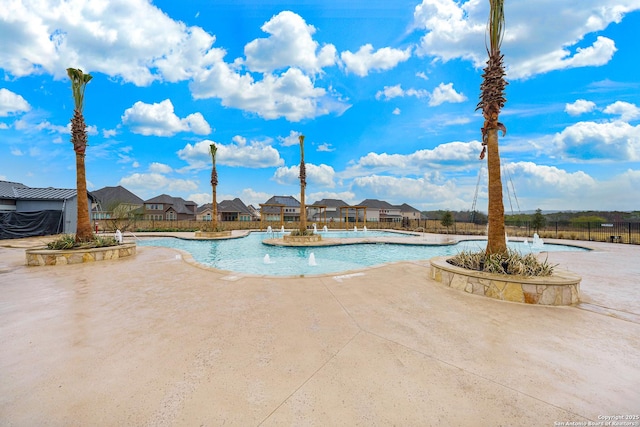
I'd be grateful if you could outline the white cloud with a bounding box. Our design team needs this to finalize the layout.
[186,192,210,206]
[603,101,640,122]
[0,0,226,85]
[118,172,198,198]
[307,190,356,205]
[0,3,349,122]
[177,138,284,170]
[190,65,348,122]
[392,108,401,115]
[273,163,336,187]
[413,0,634,80]
[237,188,273,208]
[343,140,483,177]
[375,82,464,105]
[351,174,470,210]
[502,162,597,209]
[121,99,211,136]
[243,11,337,74]
[0,88,31,116]
[317,143,334,152]
[341,44,411,77]
[428,82,466,106]
[565,99,597,116]
[278,130,303,147]
[149,162,173,174]
[103,128,117,138]
[553,120,640,161]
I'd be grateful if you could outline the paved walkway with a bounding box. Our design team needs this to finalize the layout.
[1,234,639,426]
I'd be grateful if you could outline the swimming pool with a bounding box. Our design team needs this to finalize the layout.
[138,232,589,276]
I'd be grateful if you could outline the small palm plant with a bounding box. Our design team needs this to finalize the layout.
[67,68,94,243]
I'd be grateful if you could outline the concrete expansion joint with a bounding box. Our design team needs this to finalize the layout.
[257,329,363,426]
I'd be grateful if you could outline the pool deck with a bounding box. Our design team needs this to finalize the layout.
[1,232,639,425]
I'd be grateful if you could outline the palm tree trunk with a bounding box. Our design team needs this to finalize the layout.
[75,151,94,241]
[486,128,507,254]
[299,135,307,234]
[212,187,217,231]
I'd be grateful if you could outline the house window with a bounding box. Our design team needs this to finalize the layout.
[166,211,177,220]
[145,204,163,210]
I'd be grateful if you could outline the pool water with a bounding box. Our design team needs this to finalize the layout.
[138,232,588,276]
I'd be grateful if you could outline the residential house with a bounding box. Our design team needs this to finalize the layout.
[260,195,300,222]
[196,198,257,222]
[0,180,96,237]
[91,185,144,221]
[358,199,403,222]
[143,194,197,220]
[308,198,350,223]
[398,203,422,221]
[219,198,255,221]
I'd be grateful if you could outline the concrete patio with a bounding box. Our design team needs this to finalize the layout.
[1,234,639,425]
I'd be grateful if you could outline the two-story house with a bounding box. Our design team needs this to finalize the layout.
[143,194,197,220]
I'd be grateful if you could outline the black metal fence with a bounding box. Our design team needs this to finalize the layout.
[102,218,640,245]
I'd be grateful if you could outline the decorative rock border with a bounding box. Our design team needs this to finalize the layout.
[429,256,581,305]
[282,234,323,244]
[25,243,136,266]
[194,230,232,238]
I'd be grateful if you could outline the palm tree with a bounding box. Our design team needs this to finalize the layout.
[209,143,218,231]
[298,134,307,234]
[67,68,94,242]
[477,0,508,255]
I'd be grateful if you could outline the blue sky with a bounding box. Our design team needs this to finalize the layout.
[1,0,639,213]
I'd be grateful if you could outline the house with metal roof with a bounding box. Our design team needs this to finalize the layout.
[0,180,96,238]
[143,194,197,220]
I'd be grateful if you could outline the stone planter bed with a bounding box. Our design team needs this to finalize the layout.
[194,230,232,238]
[25,243,136,266]
[429,256,581,306]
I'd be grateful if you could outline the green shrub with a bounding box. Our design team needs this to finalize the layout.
[47,234,119,250]
[448,249,555,277]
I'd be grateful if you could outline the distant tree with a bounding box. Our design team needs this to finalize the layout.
[571,215,607,224]
[441,211,455,233]
[531,208,546,232]
[471,210,488,225]
[67,68,94,242]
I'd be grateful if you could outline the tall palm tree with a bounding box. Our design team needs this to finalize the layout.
[209,143,218,231]
[67,68,94,242]
[477,0,508,255]
[298,134,307,234]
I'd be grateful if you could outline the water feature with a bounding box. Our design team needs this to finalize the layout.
[322,225,328,232]
[281,225,285,233]
[531,233,544,251]
[354,226,357,232]
[266,226,272,233]
[139,232,589,277]
[313,223,317,233]
[308,253,317,266]
[363,226,367,232]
